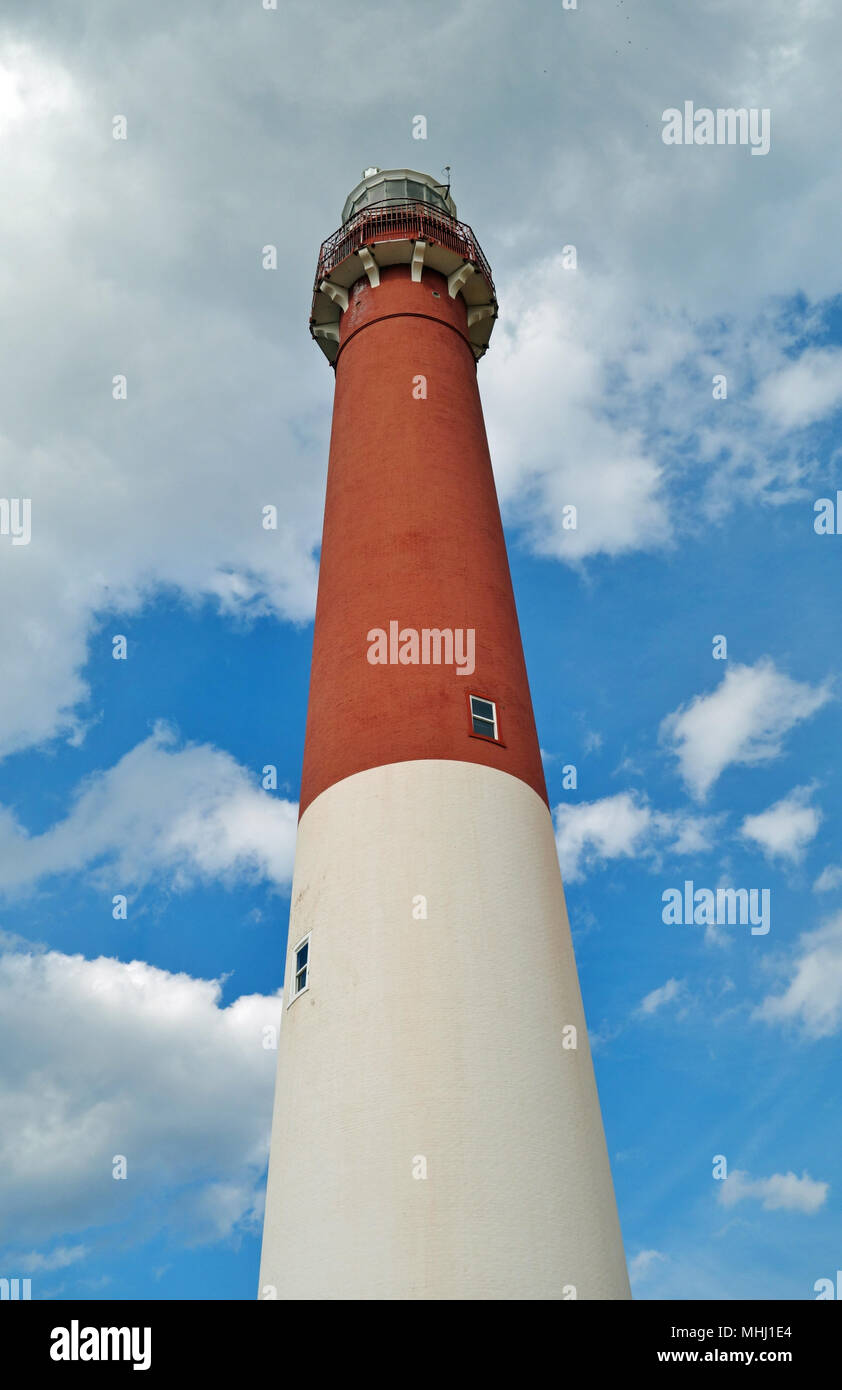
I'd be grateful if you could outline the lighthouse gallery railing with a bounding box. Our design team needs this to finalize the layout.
[314,200,495,295]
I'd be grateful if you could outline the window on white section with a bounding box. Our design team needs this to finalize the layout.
[289,934,310,1004]
[470,694,498,741]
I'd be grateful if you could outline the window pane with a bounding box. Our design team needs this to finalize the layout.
[472,716,496,737]
[295,966,307,992]
[471,698,494,721]
[381,179,405,203]
[296,942,308,972]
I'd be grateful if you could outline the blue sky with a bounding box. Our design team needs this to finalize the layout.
[1,0,842,1300]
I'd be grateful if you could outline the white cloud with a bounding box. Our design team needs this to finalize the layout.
[638,978,685,1016]
[754,347,842,429]
[0,41,74,137]
[813,865,842,893]
[554,790,718,883]
[718,1169,828,1214]
[629,1249,667,1283]
[0,944,281,1250]
[660,661,831,801]
[484,261,842,577]
[740,786,822,863]
[484,268,672,564]
[0,36,325,762]
[17,1244,88,1273]
[0,723,297,895]
[555,792,651,883]
[754,912,842,1038]
[670,815,720,856]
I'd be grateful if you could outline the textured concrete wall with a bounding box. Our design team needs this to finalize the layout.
[259,759,631,1301]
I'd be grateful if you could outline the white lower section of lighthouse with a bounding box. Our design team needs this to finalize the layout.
[259,760,631,1300]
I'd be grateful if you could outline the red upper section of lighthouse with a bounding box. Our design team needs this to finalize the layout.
[299,235,548,817]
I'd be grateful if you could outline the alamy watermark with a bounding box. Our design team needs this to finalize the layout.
[0,1277,31,1299]
[662,881,770,935]
[367,622,475,676]
[814,492,842,533]
[0,498,31,545]
[50,1321,151,1371]
[662,103,771,156]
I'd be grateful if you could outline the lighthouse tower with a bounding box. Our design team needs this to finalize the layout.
[259,169,630,1301]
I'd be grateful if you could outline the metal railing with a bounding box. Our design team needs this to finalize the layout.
[314,200,495,295]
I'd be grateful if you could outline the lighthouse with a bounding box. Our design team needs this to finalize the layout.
[259,168,631,1300]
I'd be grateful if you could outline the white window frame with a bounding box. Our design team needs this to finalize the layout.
[470,694,498,741]
[288,932,311,1007]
